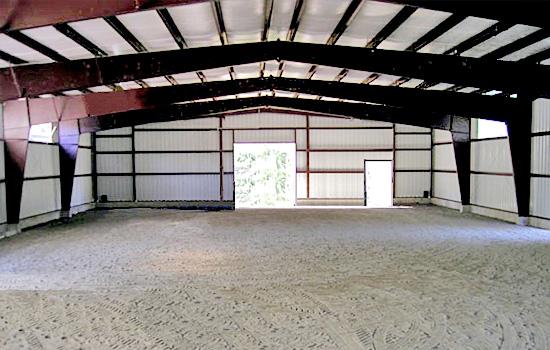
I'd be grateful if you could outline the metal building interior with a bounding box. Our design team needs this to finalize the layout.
[0,0,549,348]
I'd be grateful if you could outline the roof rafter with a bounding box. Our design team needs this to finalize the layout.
[5,31,68,62]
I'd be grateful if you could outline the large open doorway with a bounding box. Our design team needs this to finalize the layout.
[364,160,393,207]
[234,143,296,208]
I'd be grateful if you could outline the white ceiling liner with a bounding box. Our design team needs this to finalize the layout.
[263,60,280,77]
[0,59,9,68]
[233,63,262,79]
[458,87,478,93]
[116,10,179,52]
[461,24,540,58]
[201,66,232,81]
[501,37,550,62]
[222,0,263,43]
[119,81,143,90]
[369,74,401,86]
[340,69,371,84]
[168,2,221,48]
[88,86,114,93]
[541,58,550,65]
[68,18,135,56]
[427,82,454,91]
[337,1,403,47]
[237,92,261,99]
[281,61,310,78]
[143,77,171,87]
[418,17,497,54]
[172,72,202,85]
[378,8,451,51]
[295,0,353,44]
[311,66,343,80]
[22,26,93,60]
[0,33,53,63]
[269,0,298,41]
[62,90,84,96]
[398,78,424,88]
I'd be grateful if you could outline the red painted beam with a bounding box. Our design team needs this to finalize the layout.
[0,0,207,33]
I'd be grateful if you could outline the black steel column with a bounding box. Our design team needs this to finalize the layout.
[507,99,532,220]
[451,116,471,209]
[58,119,80,219]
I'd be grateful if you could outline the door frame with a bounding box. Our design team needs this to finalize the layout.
[363,159,394,207]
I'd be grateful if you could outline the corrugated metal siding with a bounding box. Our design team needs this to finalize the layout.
[309,116,391,128]
[79,133,92,147]
[296,151,307,171]
[25,143,59,177]
[136,153,219,173]
[0,141,4,181]
[471,139,513,173]
[136,175,220,201]
[532,136,550,174]
[223,174,234,200]
[433,144,457,170]
[97,127,132,136]
[97,154,132,174]
[395,151,430,170]
[310,129,393,149]
[257,112,306,128]
[222,130,233,150]
[310,151,391,170]
[135,131,218,151]
[395,172,430,198]
[97,176,133,201]
[71,176,93,206]
[533,98,550,132]
[96,137,132,152]
[234,129,295,143]
[136,118,219,129]
[309,173,363,199]
[433,173,461,202]
[20,179,61,218]
[531,178,550,218]
[433,129,452,143]
[0,184,6,223]
[296,129,307,149]
[394,124,430,133]
[223,153,233,172]
[297,173,307,198]
[395,134,431,148]
[75,148,92,175]
[471,174,517,212]
[223,113,262,128]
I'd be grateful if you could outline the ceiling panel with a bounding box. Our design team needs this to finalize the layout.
[500,37,550,62]
[398,78,424,88]
[116,10,179,52]
[21,26,94,60]
[202,67,232,81]
[340,69,371,83]
[0,59,9,68]
[369,74,401,86]
[222,0,263,43]
[263,60,280,77]
[461,24,540,58]
[88,86,114,93]
[281,61,310,78]
[0,33,53,63]
[295,0,353,44]
[427,82,454,91]
[142,77,172,87]
[269,0,299,41]
[68,18,135,55]
[172,72,202,84]
[119,81,143,90]
[168,2,221,48]
[233,63,261,79]
[311,66,343,80]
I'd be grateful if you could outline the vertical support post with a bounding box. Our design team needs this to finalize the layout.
[392,123,396,203]
[451,116,471,212]
[507,99,532,224]
[219,116,224,201]
[3,100,30,229]
[429,128,434,198]
[131,126,137,202]
[306,114,310,199]
[91,132,98,203]
[58,119,80,219]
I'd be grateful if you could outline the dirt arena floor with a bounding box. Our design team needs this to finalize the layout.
[0,206,549,349]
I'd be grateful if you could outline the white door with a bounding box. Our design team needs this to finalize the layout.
[364,160,393,207]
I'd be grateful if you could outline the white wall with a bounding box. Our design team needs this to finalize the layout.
[531,99,550,229]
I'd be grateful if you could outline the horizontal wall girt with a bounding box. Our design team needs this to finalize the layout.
[2,41,549,101]
[3,77,519,125]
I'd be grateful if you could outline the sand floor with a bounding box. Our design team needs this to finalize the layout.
[0,206,549,349]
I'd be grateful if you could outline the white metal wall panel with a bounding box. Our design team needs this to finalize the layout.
[433,129,452,143]
[310,151,391,170]
[309,116,392,128]
[309,173,363,199]
[310,129,392,149]
[395,151,430,170]
[136,175,220,201]
[0,184,5,223]
[71,176,93,206]
[79,133,92,147]
[296,151,307,171]
[297,173,307,198]
[471,139,513,173]
[96,137,132,152]
[234,129,295,143]
[223,113,262,128]
[97,154,132,174]
[222,174,234,200]
[135,131,218,151]
[0,141,4,180]
[471,174,517,212]
[433,144,457,170]
[532,136,550,174]
[394,124,430,133]
[296,129,307,149]
[257,113,306,128]
[533,98,550,132]
[222,130,233,150]
[25,144,59,177]
[395,134,431,148]
[136,153,219,173]
[433,173,461,202]
[395,172,430,198]
[97,176,133,201]
[97,127,132,136]
[531,178,550,219]
[136,118,219,129]
[75,148,92,175]
[20,179,61,218]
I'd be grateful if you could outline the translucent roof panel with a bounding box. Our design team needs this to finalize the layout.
[418,17,497,54]
[202,67,232,81]
[234,63,261,79]
[541,58,550,65]
[269,0,299,41]
[0,33,53,63]
[21,26,94,60]
[119,81,143,90]
[458,87,478,93]
[427,83,454,91]
[88,86,114,93]
[461,25,540,58]
[172,72,202,85]
[340,69,371,83]
[311,66,343,80]
[0,59,9,68]
[62,90,84,96]
[281,61,310,78]
[337,1,403,47]
[369,74,401,86]
[168,2,221,48]
[295,0,353,44]
[378,8,451,51]
[263,60,280,77]
[68,18,135,56]
[222,0,263,43]
[142,77,172,87]
[500,37,550,62]
[116,11,179,52]
[398,78,424,88]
